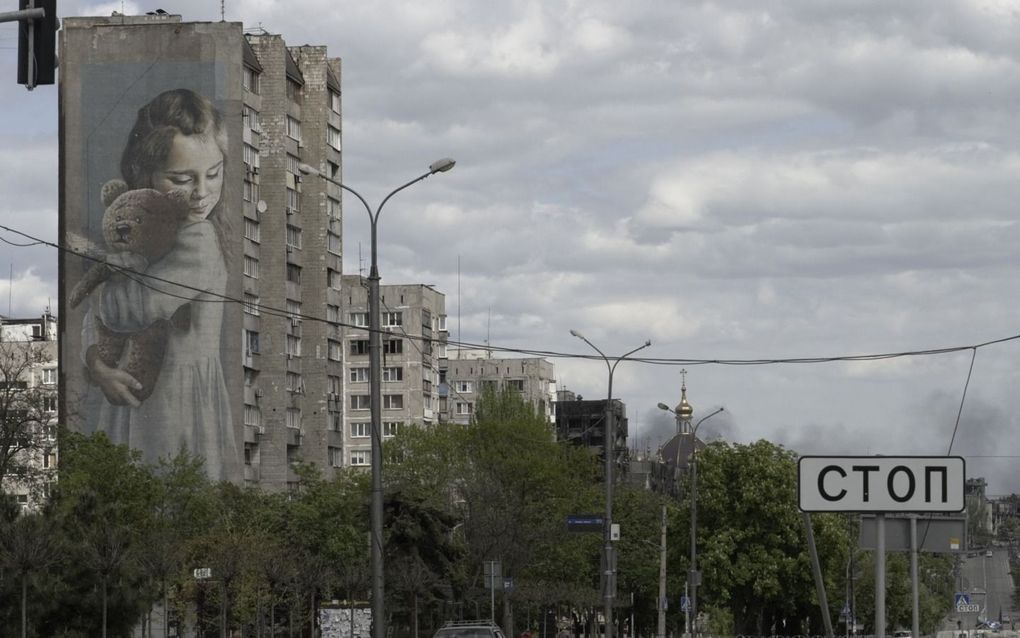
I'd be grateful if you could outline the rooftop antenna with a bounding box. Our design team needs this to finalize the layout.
[221,0,226,21]
[358,241,365,277]
[8,263,12,316]
[457,255,461,360]
[485,305,491,358]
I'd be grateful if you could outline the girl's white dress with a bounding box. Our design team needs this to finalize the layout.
[87,217,238,481]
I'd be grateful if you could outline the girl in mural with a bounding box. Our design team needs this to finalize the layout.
[82,88,237,480]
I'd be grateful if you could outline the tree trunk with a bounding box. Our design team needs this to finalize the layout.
[221,580,228,638]
[21,573,27,638]
[164,579,170,638]
[413,592,420,638]
[103,576,109,638]
[310,590,316,638]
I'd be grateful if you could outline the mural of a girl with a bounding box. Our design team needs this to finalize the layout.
[83,88,238,480]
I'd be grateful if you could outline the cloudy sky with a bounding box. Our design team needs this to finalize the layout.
[3,1,1020,493]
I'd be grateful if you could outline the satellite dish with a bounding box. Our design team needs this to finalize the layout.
[256,200,267,214]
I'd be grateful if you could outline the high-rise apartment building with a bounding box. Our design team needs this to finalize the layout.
[0,312,59,511]
[341,276,446,466]
[441,350,556,425]
[60,14,343,489]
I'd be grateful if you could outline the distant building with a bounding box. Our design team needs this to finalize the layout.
[555,390,629,480]
[0,311,59,511]
[442,349,556,425]
[341,277,447,467]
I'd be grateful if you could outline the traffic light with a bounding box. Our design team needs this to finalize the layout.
[17,0,58,88]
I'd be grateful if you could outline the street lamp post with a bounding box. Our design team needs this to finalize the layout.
[570,330,651,638]
[658,401,723,638]
[300,158,455,638]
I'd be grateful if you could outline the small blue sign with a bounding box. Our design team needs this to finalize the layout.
[680,596,690,612]
[955,592,971,606]
[841,602,851,616]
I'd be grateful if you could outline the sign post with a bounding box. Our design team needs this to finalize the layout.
[799,456,965,638]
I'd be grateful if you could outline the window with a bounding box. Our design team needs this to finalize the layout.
[456,381,473,393]
[243,293,260,316]
[245,330,260,354]
[456,402,474,416]
[44,395,57,412]
[244,368,258,387]
[286,335,301,357]
[244,218,260,242]
[350,449,370,466]
[383,367,403,382]
[328,375,341,395]
[507,379,525,392]
[351,422,370,438]
[285,225,302,249]
[328,410,342,432]
[438,315,447,331]
[351,395,371,411]
[327,125,341,150]
[383,394,403,410]
[244,256,259,279]
[286,115,302,142]
[243,104,261,132]
[286,300,302,321]
[350,312,369,327]
[243,179,259,203]
[328,340,342,361]
[326,305,341,324]
[350,367,369,383]
[328,268,341,290]
[286,372,302,392]
[287,78,303,103]
[287,154,301,176]
[384,339,402,355]
[242,66,260,93]
[286,407,301,429]
[350,340,369,355]
[286,187,301,212]
[42,449,56,469]
[243,143,260,170]
[329,90,341,113]
[244,443,255,466]
[41,368,56,384]
[244,404,261,426]
[329,446,343,468]
[383,421,401,437]
[286,264,302,284]
[382,312,402,327]
[327,232,341,256]
[327,197,341,220]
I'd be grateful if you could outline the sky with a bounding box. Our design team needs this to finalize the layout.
[2,1,1020,494]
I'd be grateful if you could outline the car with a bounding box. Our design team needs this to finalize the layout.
[986,550,994,558]
[893,630,912,638]
[433,620,508,638]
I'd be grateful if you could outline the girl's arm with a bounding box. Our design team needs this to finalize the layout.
[98,221,225,332]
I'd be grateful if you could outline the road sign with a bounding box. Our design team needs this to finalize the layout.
[955,593,971,606]
[680,596,690,612]
[957,603,981,613]
[567,514,604,532]
[859,515,966,553]
[193,567,212,579]
[798,456,965,512]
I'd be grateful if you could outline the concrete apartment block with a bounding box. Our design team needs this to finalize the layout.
[341,276,447,467]
[441,349,557,426]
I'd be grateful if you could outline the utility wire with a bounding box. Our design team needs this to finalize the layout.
[4,222,1020,368]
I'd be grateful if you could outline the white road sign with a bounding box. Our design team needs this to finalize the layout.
[798,456,965,512]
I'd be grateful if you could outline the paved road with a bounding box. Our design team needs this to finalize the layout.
[952,548,1017,629]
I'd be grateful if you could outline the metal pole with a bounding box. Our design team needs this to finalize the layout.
[684,580,690,638]
[657,503,668,638]
[296,162,452,638]
[569,333,651,638]
[910,515,919,638]
[690,444,698,638]
[875,514,885,638]
[803,512,834,638]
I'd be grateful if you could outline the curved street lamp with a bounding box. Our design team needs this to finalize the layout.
[570,330,651,638]
[658,402,723,638]
[300,158,455,638]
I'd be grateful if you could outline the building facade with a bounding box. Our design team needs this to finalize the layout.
[0,312,59,511]
[341,276,447,466]
[441,349,556,425]
[554,390,628,479]
[59,14,343,489]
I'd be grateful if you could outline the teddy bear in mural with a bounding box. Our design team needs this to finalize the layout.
[69,179,191,402]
